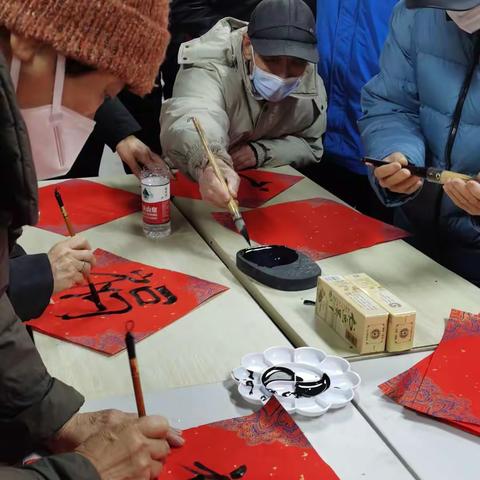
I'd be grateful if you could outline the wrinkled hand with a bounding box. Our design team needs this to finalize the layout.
[48,236,96,294]
[47,410,184,454]
[75,415,184,480]
[370,152,423,195]
[116,135,165,177]
[229,144,257,171]
[198,162,240,208]
[444,176,480,216]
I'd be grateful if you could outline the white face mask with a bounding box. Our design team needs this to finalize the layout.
[448,6,480,34]
[11,55,96,180]
[250,47,302,102]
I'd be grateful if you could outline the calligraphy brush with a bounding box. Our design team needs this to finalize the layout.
[363,157,476,184]
[125,322,146,417]
[54,188,106,311]
[190,117,251,246]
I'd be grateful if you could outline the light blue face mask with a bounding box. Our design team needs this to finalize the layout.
[250,48,302,102]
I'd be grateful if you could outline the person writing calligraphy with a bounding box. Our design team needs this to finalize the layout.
[0,1,185,479]
[160,0,327,208]
[359,0,480,286]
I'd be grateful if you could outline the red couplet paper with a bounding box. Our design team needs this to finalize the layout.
[171,170,303,208]
[380,309,480,436]
[37,180,141,235]
[158,397,339,480]
[26,249,228,355]
[213,198,409,261]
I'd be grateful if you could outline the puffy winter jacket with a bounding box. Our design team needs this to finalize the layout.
[317,0,398,175]
[359,1,480,286]
[161,18,327,180]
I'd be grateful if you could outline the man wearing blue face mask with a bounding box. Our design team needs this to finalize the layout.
[161,0,327,208]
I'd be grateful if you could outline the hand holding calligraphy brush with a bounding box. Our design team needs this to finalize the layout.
[190,117,251,246]
[125,321,146,417]
[363,157,476,185]
[54,188,106,311]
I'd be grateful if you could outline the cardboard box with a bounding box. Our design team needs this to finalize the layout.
[346,274,416,352]
[315,275,388,354]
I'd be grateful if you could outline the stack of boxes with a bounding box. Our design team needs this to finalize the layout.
[315,274,416,354]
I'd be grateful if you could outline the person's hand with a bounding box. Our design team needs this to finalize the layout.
[48,236,96,294]
[198,162,240,208]
[47,410,184,454]
[369,152,423,195]
[444,177,480,216]
[75,415,184,480]
[116,135,165,177]
[229,144,257,171]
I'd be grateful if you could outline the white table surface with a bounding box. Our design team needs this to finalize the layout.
[353,351,480,480]
[83,381,414,480]
[20,176,289,400]
[173,166,480,359]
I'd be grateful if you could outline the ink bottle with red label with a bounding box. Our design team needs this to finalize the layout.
[141,164,171,239]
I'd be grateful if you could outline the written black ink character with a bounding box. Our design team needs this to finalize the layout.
[185,462,247,479]
[58,269,177,320]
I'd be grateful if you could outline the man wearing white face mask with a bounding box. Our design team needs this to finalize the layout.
[161,0,327,208]
[359,0,480,287]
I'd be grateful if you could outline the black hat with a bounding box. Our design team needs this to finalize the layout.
[248,0,319,63]
[406,0,480,10]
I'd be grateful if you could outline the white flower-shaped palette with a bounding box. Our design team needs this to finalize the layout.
[232,346,361,417]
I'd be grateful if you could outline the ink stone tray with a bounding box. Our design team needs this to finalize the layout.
[232,346,361,417]
[236,245,321,291]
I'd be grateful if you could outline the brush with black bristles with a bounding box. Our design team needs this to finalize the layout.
[54,188,106,312]
[190,117,251,246]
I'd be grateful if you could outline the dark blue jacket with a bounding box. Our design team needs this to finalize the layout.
[317,0,398,174]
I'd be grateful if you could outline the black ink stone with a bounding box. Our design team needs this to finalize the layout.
[236,245,321,291]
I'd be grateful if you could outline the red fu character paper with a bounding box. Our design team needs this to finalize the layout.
[27,249,228,355]
[171,170,303,209]
[159,398,339,480]
[213,198,409,261]
[37,180,141,235]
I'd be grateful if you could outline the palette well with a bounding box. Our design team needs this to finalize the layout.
[232,346,361,417]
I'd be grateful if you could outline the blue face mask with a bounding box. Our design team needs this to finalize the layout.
[250,48,302,102]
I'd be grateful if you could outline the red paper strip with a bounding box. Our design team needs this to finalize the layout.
[171,170,303,208]
[159,397,339,479]
[27,249,228,355]
[213,198,409,261]
[380,309,480,436]
[37,180,141,235]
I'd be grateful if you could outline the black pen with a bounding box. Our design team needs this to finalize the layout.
[363,157,475,185]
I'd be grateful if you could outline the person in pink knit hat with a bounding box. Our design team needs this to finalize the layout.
[0,1,185,479]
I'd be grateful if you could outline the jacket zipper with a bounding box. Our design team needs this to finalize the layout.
[433,35,480,257]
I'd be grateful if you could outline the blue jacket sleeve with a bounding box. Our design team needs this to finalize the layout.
[358,2,426,207]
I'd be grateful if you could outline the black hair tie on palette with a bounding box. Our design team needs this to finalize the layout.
[261,366,331,398]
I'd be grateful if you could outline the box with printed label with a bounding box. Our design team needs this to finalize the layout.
[346,274,416,352]
[315,275,388,354]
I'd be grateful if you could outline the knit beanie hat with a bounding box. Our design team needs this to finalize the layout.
[0,0,170,95]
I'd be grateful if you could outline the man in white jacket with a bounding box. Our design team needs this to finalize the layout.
[161,0,327,207]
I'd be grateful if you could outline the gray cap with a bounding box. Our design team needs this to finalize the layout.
[406,0,480,10]
[248,0,319,63]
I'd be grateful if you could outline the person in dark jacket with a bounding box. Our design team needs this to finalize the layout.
[359,0,480,286]
[67,96,165,178]
[0,0,185,479]
[300,0,397,222]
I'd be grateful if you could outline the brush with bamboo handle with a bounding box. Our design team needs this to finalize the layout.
[191,117,251,245]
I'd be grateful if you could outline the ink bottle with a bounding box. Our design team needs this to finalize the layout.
[141,163,171,239]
